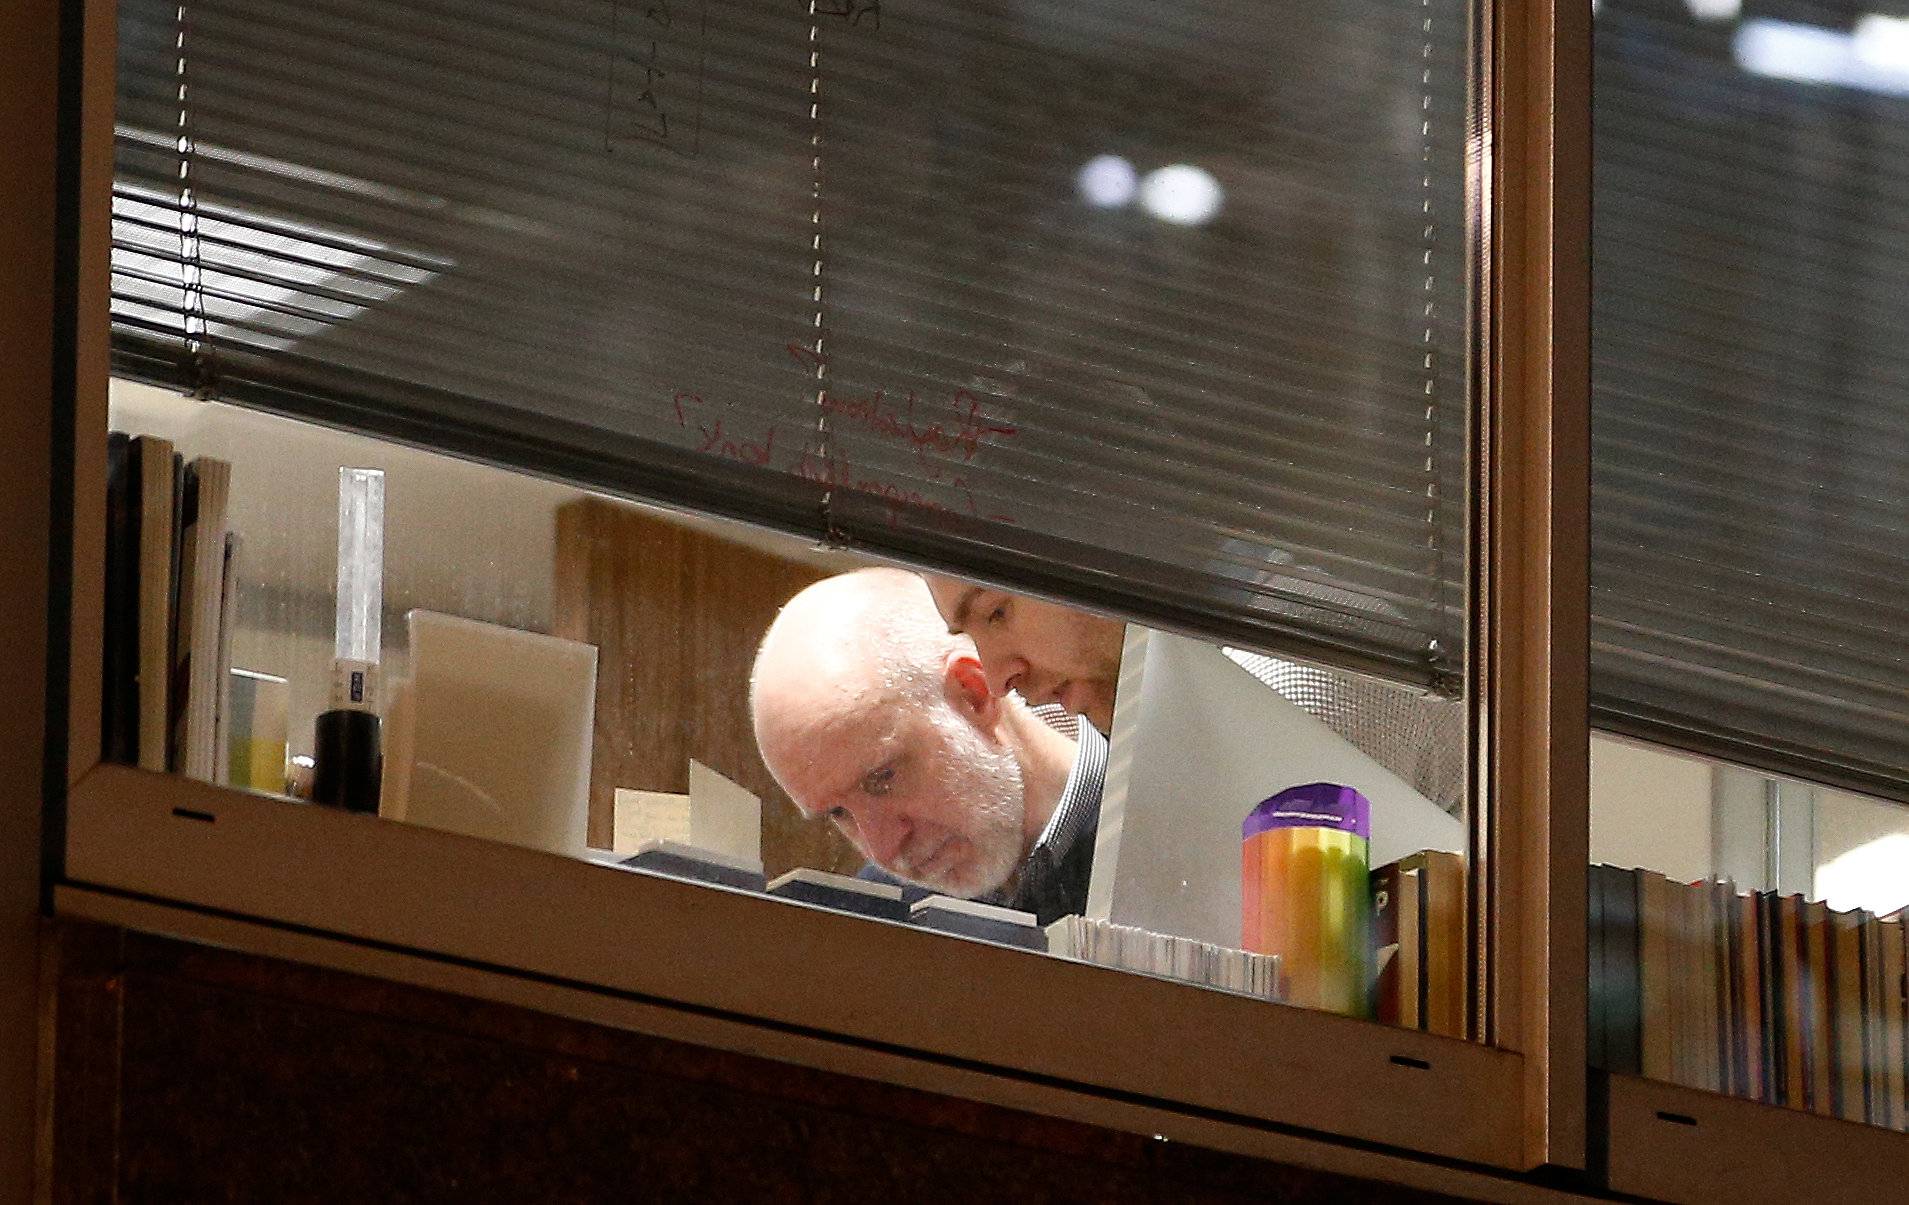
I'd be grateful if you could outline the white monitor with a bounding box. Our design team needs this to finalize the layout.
[1085,626,1465,950]
[384,611,598,858]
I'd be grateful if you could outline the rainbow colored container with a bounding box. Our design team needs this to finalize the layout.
[1242,782,1372,1017]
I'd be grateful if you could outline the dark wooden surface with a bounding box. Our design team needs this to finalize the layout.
[44,920,1475,1203]
[552,497,857,876]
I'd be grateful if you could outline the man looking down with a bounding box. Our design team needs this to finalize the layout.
[921,575,1126,737]
[750,568,1103,922]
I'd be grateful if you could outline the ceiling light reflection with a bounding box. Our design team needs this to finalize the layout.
[1077,154,1138,208]
[1138,164,1223,226]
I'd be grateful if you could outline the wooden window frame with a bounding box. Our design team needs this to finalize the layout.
[34,0,1592,1180]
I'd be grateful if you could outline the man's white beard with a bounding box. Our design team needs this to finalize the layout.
[907,709,1026,898]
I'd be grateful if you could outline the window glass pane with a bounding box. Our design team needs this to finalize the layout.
[106,381,1474,1037]
[1591,0,1909,799]
[1591,0,1909,1129]
[110,0,1476,689]
[1591,735,1909,1128]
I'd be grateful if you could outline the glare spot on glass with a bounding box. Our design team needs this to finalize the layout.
[1077,154,1138,208]
[1684,0,1740,23]
[1734,18,1909,96]
[1138,164,1223,226]
[1855,14,1909,70]
[1816,832,1909,916]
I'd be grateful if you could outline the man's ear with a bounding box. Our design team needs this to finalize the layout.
[943,650,1000,727]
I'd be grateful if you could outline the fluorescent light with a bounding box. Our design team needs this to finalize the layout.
[1735,17,1909,96]
[1686,0,1741,22]
[1855,13,1909,70]
[1138,164,1223,226]
[1077,154,1138,208]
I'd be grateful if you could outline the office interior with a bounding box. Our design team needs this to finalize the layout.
[8,0,1909,1201]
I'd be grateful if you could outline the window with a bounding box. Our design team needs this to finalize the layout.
[70,0,1567,1170]
[1590,0,1909,1134]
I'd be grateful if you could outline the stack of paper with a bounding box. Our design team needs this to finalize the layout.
[1046,915,1281,1002]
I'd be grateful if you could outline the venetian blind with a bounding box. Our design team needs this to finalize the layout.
[112,0,1475,690]
[1594,0,1909,799]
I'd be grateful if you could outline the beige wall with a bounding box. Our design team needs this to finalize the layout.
[1589,732,1712,883]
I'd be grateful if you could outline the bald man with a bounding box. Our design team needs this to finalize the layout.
[921,575,1126,736]
[751,568,1106,923]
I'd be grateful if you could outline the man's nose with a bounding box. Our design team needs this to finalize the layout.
[855,806,913,867]
[979,648,1028,699]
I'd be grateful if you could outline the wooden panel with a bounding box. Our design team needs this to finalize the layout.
[552,497,856,876]
[43,919,1494,1203]
[1487,0,1593,1172]
[1604,1072,1909,1205]
[65,766,1529,1167]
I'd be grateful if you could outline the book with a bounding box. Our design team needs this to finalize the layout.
[1638,871,1674,1082]
[1400,850,1465,1039]
[1831,906,1865,1121]
[1372,861,1401,1024]
[909,895,1045,951]
[101,432,136,763]
[1598,864,1642,1076]
[1398,865,1423,1031]
[1588,861,1609,1071]
[1371,860,1423,1027]
[130,434,175,772]
[1774,891,1805,1109]
[176,457,231,781]
[620,839,765,893]
[767,868,909,922]
[166,460,199,774]
[209,530,241,785]
[1882,915,1907,1130]
[1804,899,1834,1115]
[1693,880,1722,1092]
[1727,882,1761,1099]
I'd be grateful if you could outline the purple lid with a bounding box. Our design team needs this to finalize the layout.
[1242,782,1371,841]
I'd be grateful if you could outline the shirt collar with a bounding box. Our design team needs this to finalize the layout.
[1031,718,1107,864]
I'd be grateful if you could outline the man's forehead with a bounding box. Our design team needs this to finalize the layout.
[926,577,987,632]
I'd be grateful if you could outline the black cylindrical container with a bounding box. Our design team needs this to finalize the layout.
[311,707,382,813]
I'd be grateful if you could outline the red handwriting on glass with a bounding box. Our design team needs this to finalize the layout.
[784,343,1019,470]
[672,354,1018,526]
[672,391,776,466]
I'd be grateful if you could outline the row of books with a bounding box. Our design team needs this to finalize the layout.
[103,432,243,784]
[1372,850,1468,1038]
[1591,864,1909,1130]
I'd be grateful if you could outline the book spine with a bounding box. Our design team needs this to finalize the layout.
[1601,865,1642,1077]
[1831,907,1865,1121]
[1639,871,1673,1082]
[1884,916,1907,1130]
[1588,863,1608,1071]
[167,463,200,775]
[101,433,135,763]
[1399,865,1422,1032]
[1371,862,1400,1026]
[1805,900,1835,1115]
[184,459,231,780]
[132,436,175,773]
